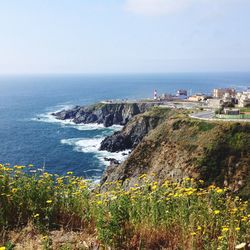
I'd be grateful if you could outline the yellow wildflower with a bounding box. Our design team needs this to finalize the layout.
[11,188,18,193]
[14,165,25,169]
[214,210,220,215]
[46,200,52,204]
[67,171,73,175]
[222,227,229,232]
[216,188,223,194]
[139,174,147,179]
[241,216,247,222]
[208,185,216,190]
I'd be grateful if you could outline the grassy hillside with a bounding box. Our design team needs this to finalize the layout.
[0,164,250,249]
[104,109,250,201]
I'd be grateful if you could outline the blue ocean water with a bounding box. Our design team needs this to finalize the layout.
[0,73,249,179]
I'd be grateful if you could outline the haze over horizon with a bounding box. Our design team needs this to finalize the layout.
[0,0,250,74]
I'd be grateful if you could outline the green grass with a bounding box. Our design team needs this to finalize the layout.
[239,107,250,113]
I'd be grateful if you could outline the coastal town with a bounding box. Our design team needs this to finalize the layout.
[154,87,250,121]
[103,87,250,121]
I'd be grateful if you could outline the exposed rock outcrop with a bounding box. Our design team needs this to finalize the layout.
[99,108,172,152]
[53,102,159,127]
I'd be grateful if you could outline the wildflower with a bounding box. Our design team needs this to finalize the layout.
[57,178,63,184]
[97,201,102,205]
[11,188,18,193]
[14,165,25,169]
[216,188,223,194]
[235,227,240,231]
[197,226,202,231]
[152,185,158,191]
[67,171,73,175]
[187,190,194,196]
[218,236,223,240]
[190,232,196,236]
[139,174,147,179]
[231,208,238,213]
[46,200,52,204]
[221,227,229,232]
[214,210,220,215]
[241,216,247,222]
[208,185,216,190]
[0,247,6,250]
[33,214,40,218]
[42,236,48,241]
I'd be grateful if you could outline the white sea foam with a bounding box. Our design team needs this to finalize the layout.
[33,105,123,132]
[61,137,130,166]
[34,105,127,178]
[32,104,75,124]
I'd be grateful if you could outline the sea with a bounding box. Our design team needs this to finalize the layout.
[0,73,249,180]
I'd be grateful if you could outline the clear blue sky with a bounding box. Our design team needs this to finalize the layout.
[0,0,250,74]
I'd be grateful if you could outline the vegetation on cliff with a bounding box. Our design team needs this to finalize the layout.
[101,108,250,200]
[0,164,250,249]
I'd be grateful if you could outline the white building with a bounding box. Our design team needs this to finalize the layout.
[236,89,250,107]
[213,88,236,99]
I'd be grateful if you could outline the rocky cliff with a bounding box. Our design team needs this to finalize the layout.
[100,109,250,198]
[99,107,172,152]
[53,102,159,127]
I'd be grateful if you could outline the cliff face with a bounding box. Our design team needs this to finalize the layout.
[99,108,172,152]
[53,102,158,127]
[101,110,250,198]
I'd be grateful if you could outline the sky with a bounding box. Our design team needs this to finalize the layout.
[0,0,250,74]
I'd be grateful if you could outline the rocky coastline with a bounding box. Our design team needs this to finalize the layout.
[53,102,250,199]
[52,102,159,127]
[52,102,163,153]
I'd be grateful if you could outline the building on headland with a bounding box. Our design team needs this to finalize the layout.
[160,93,174,101]
[207,99,222,108]
[188,93,207,102]
[236,89,250,107]
[213,88,236,99]
[176,89,187,98]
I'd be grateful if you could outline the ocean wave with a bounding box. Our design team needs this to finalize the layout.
[61,137,130,166]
